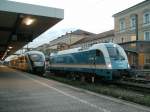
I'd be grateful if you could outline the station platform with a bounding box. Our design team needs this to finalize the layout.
[0,65,150,112]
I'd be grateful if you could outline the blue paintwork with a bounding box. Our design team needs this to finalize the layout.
[49,43,130,80]
[111,60,129,69]
[50,50,105,65]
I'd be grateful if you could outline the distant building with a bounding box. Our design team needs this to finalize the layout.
[48,29,95,51]
[34,43,50,55]
[35,29,95,54]
[71,30,114,48]
[113,0,150,69]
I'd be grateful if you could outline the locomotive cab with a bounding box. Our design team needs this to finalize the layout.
[105,44,131,79]
[106,44,129,69]
[28,52,45,74]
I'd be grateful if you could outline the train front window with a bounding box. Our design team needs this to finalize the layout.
[29,54,44,62]
[107,47,125,60]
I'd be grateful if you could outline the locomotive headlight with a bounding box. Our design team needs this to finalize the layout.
[128,64,130,68]
[33,62,44,67]
[107,63,112,69]
[113,44,117,47]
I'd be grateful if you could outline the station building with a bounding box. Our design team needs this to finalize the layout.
[113,0,150,69]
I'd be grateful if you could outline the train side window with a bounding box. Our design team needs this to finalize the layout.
[96,50,105,64]
[96,50,102,56]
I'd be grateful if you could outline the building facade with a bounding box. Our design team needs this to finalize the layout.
[35,29,94,55]
[71,30,114,48]
[113,0,150,69]
[48,29,94,51]
[34,44,50,55]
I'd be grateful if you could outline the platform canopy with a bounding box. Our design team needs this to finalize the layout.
[0,0,64,60]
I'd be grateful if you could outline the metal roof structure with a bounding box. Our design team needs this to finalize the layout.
[0,0,64,60]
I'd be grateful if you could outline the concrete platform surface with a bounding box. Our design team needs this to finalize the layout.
[0,65,150,112]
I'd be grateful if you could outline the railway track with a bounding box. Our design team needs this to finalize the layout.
[45,71,150,94]
[112,79,150,94]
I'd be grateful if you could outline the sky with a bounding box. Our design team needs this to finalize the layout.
[10,0,144,48]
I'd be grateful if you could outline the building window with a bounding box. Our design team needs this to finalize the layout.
[130,16,136,29]
[145,58,150,65]
[145,54,150,64]
[131,35,136,41]
[144,31,150,40]
[119,18,126,32]
[143,12,150,24]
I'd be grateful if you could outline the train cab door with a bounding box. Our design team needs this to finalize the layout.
[88,50,96,70]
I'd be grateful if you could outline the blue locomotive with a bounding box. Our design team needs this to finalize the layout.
[48,43,130,80]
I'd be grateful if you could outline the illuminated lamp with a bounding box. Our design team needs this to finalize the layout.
[23,17,35,26]
[8,46,13,49]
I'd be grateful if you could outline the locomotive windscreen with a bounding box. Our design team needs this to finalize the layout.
[29,54,44,62]
[107,47,125,60]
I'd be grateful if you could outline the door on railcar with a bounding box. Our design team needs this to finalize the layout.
[88,49,105,70]
[88,50,97,71]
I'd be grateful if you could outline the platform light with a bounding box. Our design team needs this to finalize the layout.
[7,49,10,52]
[23,17,35,26]
[8,46,13,49]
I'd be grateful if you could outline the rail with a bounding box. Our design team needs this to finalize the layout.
[114,79,150,94]
[133,69,150,80]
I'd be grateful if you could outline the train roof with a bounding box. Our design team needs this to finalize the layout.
[9,51,45,61]
[50,43,117,56]
[50,47,80,56]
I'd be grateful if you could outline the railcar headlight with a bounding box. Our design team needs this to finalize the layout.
[33,62,44,66]
[108,63,112,69]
